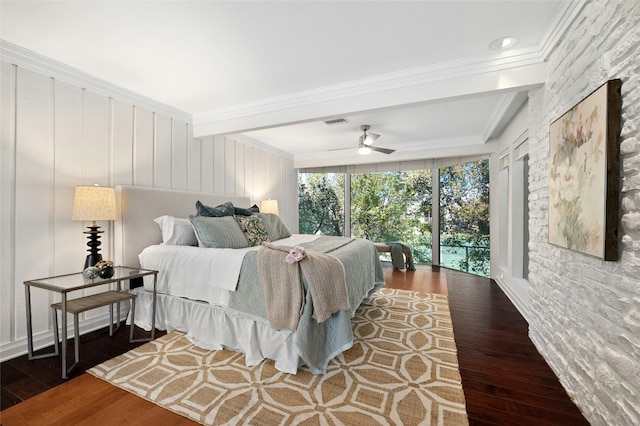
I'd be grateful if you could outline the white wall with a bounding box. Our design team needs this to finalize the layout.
[490,103,531,321]
[0,52,297,361]
[527,1,640,424]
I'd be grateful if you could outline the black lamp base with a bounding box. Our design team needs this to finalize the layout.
[84,253,103,270]
[83,224,104,269]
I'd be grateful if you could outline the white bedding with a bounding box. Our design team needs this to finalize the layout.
[138,234,320,306]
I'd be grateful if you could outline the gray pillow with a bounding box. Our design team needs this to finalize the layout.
[189,215,249,249]
[196,200,235,217]
[257,213,291,241]
[233,206,254,216]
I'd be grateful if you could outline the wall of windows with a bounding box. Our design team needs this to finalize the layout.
[439,159,490,276]
[350,171,433,264]
[298,173,345,236]
[299,157,490,276]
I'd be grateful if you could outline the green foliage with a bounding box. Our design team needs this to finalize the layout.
[350,171,433,265]
[439,159,490,276]
[298,174,344,236]
[298,161,490,276]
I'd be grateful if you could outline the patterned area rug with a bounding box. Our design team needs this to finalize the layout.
[88,288,468,425]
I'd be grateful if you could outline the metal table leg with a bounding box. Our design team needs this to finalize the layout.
[25,285,33,358]
[61,295,67,379]
[25,285,58,361]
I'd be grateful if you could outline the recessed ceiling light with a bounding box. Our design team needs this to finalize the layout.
[489,36,518,51]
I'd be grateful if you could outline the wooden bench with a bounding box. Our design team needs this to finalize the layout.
[373,242,413,269]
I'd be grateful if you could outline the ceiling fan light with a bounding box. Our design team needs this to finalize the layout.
[358,146,371,155]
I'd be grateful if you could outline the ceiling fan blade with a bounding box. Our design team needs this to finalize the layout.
[370,146,395,154]
[364,132,380,146]
[327,147,354,151]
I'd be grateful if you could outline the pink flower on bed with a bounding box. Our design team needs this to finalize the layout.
[285,246,306,264]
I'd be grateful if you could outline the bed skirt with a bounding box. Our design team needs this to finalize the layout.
[129,289,303,374]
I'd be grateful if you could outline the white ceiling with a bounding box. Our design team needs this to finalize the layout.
[1,1,577,167]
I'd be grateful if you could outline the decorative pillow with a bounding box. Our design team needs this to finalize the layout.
[196,200,235,217]
[189,215,249,249]
[234,215,270,247]
[249,204,260,213]
[257,213,292,241]
[153,215,198,246]
[233,206,255,216]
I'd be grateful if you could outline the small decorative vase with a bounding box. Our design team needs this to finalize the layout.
[83,266,99,280]
[95,260,115,279]
[98,264,114,278]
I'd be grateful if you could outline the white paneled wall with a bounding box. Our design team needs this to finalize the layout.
[0,59,297,361]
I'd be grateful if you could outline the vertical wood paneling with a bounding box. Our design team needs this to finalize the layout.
[53,80,84,279]
[112,100,134,186]
[224,138,235,195]
[0,62,17,343]
[287,159,298,232]
[14,68,55,338]
[154,114,172,189]
[252,148,266,202]
[213,136,225,194]
[235,142,245,198]
[187,128,201,192]
[172,120,188,190]
[0,60,297,360]
[133,108,154,187]
[200,137,214,193]
[82,91,111,306]
[83,91,110,185]
[244,146,254,201]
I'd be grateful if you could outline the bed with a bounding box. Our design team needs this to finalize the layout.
[114,185,385,374]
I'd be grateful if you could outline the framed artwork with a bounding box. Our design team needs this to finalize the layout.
[548,79,622,261]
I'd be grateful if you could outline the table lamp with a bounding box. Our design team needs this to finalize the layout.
[72,185,117,269]
[260,199,279,215]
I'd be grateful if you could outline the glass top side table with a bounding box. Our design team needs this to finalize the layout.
[24,266,158,379]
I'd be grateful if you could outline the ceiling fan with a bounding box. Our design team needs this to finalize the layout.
[358,125,395,155]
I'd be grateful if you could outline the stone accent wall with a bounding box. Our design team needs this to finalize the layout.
[527,1,640,424]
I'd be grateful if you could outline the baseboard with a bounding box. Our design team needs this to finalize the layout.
[495,277,532,324]
[0,307,130,363]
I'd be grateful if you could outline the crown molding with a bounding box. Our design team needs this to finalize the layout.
[195,2,583,136]
[1,40,192,123]
[539,0,588,60]
[481,91,529,142]
[194,46,544,129]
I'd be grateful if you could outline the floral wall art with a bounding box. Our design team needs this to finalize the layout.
[548,79,622,260]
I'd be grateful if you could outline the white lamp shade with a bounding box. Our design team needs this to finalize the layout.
[72,185,117,221]
[260,199,279,215]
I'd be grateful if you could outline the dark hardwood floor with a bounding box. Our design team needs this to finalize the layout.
[1,265,588,425]
[0,325,166,410]
[443,268,588,425]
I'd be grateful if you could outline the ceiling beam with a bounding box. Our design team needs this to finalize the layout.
[193,60,546,138]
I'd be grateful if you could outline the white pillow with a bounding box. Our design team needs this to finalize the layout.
[153,215,198,246]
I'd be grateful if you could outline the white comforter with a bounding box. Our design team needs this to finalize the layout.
[138,234,319,306]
